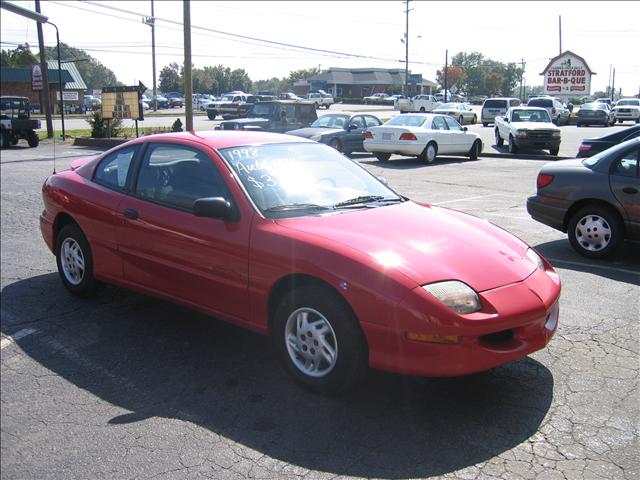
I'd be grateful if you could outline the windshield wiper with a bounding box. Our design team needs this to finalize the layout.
[333,195,401,209]
[263,203,332,213]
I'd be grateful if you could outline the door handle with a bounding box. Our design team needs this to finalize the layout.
[123,208,139,219]
[622,187,638,194]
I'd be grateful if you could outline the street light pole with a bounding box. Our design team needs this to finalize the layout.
[404,0,411,96]
[49,21,65,139]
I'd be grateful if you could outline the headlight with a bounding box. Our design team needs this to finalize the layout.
[552,131,561,138]
[515,129,528,138]
[526,248,545,270]
[423,281,481,314]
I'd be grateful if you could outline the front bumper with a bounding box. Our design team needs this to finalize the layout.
[514,137,561,150]
[362,266,561,377]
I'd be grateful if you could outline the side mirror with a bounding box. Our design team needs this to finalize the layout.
[462,126,468,132]
[193,197,236,220]
[347,124,359,131]
[504,117,509,123]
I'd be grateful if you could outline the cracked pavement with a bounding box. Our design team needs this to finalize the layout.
[1,143,638,479]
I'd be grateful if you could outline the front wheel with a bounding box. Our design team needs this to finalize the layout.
[568,205,623,258]
[471,115,477,124]
[508,135,518,154]
[458,116,464,124]
[27,130,39,147]
[273,285,368,394]
[55,224,101,297]
[207,111,217,120]
[482,122,488,127]
[549,146,560,156]
[468,140,481,160]
[495,129,504,147]
[0,131,7,149]
[328,138,343,153]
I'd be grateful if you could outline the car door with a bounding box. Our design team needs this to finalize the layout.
[443,115,474,154]
[430,115,451,153]
[609,144,640,237]
[342,115,367,152]
[118,141,251,321]
[83,145,140,280]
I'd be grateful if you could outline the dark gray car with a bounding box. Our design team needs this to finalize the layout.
[285,113,383,154]
[527,138,639,258]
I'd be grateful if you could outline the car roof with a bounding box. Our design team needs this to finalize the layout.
[510,106,548,111]
[123,130,315,150]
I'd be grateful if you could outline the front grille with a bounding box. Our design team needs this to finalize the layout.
[527,130,555,140]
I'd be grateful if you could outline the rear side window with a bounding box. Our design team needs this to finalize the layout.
[93,146,137,190]
[509,99,521,107]
[612,147,639,177]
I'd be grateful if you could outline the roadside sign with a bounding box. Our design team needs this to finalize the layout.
[101,85,144,120]
[31,64,43,91]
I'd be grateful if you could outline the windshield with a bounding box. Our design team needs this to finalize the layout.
[250,103,276,116]
[617,100,640,106]
[220,143,401,218]
[511,109,551,122]
[385,115,428,127]
[528,99,552,107]
[220,95,235,101]
[311,115,349,128]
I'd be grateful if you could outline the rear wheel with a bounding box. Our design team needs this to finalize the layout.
[471,115,477,124]
[495,129,504,147]
[55,224,101,297]
[549,146,560,156]
[458,115,464,124]
[207,111,217,120]
[419,107,426,112]
[27,130,39,148]
[272,285,368,394]
[374,152,391,162]
[508,135,518,154]
[420,142,438,163]
[0,131,7,149]
[567,205,623,258]
[482,122,488,127]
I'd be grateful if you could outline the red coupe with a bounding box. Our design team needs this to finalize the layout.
[40,131,561,393]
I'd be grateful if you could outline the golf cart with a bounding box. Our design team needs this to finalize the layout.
[1,96,41,148]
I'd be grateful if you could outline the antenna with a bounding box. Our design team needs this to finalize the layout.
[52,130,56,174]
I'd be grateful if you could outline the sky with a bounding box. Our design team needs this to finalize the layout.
[2,0,639,96]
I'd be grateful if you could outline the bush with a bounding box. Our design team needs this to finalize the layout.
[171,118,183,132]
[86,110,122,138]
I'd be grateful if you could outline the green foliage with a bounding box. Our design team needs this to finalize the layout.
[0,44,38,68]
[449,51,523,96]
[44,43,120,89]
[252,77,285,93]
[159,62,183,93]
[87,110,122,138]
[160,63,252,94]
[284,67,320,87]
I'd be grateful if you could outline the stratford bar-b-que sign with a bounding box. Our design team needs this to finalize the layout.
[540,51,595,97]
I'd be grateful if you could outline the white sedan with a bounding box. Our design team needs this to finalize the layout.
[363,113,483,162]
[432,103,478,124]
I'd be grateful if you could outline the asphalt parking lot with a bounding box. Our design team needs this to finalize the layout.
[1,142,638,479]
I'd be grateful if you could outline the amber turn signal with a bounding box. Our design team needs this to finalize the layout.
[406,332,461,344]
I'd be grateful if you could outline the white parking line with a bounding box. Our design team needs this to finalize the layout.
[0,328,38,350]
[431,193,508,205]
[547,258,640,276]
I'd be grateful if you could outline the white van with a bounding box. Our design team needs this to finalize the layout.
[481,97,521,126]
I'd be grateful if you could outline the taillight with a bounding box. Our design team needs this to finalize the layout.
[578,144,591,152]
[537,173,554,189]
[364,131,373,139]
[399,133,417,141]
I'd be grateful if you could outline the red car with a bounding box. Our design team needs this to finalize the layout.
[40,131,561,393]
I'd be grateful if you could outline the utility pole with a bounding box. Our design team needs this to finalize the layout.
[520,58,526,101]
[611,68,616,102]
[143,0,157,111]
[558,15,562,55]
[183,0,193,131]
[35,0,52,138]
[608,65,612,97]
[404,0,412,96]
[444,49,448,102]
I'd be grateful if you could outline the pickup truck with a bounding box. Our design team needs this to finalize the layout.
[394,94,440,113]
[363,93,392,104]
[494,106,561,155]
[306,92,334,109]
[206,93,249,120]
[216,100,317,133]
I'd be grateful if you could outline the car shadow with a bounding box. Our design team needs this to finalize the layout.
[492,144,558,157]
[358,155,475,169]
[534,239,640,285]
[2,273,555,479]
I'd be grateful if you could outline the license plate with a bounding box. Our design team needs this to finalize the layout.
[382,133,392,140]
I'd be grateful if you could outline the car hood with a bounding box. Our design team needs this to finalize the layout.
[511,122,559,130]
[276,201,536,292]
[286,127,342,138]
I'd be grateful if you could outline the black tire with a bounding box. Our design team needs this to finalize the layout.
[374,152,391,162]
[272,285,368,394]
[0,131,7,149]
[328,138,343,153]
[207,112,217,120]
[419,142,438,163]
[471,115,477,124]
[482,122,488,127]
[549,146,560,156]
[618,119,623,124]
[495,129,504,147]
[577,123,582,127]
[508,135,518,154]
[636,118,639,124]
[325,104,331,109]
[27,130,39,148]
[419,107,426,112]
[55,224,101,297]
[468,140,481,160]
[567,205,623,258]
[458,115,464,125]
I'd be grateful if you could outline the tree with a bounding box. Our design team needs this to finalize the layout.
[44,43,120,89]
[484,72,504,96]
[0,44,38,68]
[449,51,522,96]
[159,62,182,93]
[435,66,464,91]
[228,68,252,92]
[284,67,320,87]
[252,77,284,93]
